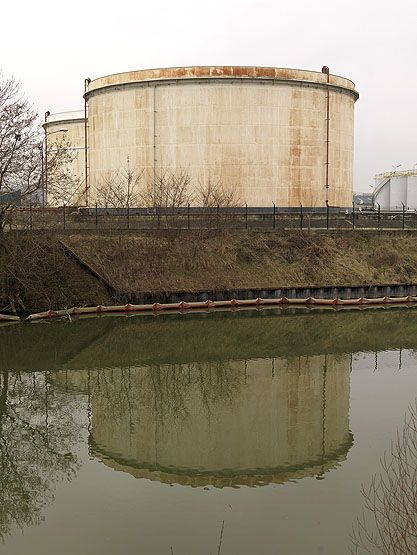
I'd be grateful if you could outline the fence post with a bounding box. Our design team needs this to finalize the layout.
[217,204,220,229]
[63,204,66,230]
[127,204,130,229]
[300,203,303,231]
[187,203,190,230]
[377,203,381,230]
[95,202,98,229]
[273,202,276,229]
[352,202,355,230]
[325,200,329,230]
[402,202,405,230]
[29,203,33,231]
[245,202,248,229]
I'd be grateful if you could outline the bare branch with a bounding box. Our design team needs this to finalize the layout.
[351,401,417,554]
[95,158,144,209]
[0,69,80,229]
[196,176,240,208]
[139,168,192,209]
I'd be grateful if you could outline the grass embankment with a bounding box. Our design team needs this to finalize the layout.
[0,233,111,314]
[2,230,417,314]
[65,231,417,293]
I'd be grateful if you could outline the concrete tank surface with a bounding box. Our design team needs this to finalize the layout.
[85,66,359,207]
[44,110,86,205]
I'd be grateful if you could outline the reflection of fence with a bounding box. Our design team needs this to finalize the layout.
[9,204,417,232]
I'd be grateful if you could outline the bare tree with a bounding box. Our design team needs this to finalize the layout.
[0,72,39,229]
[196,176,240,228]
[95,157,143,209]
[196,176,240,208]
[351,401,417,554]
[0,70,76,230]
[140,168,192,208]
[137,168,193,228]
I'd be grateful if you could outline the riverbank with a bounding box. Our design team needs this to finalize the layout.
[0,233,111,314]
[2,230,417,314]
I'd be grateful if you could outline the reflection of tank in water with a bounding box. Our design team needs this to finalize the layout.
[55,353,352,487]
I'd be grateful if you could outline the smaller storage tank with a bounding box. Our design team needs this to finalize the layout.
[373,170,417,211]
[43,110,86,206]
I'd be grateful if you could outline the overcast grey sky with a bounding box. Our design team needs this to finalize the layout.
[2,0,416,191]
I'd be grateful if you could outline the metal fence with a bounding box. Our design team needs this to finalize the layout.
[7,204,417,232]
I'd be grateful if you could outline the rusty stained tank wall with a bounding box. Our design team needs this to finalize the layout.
[44,111,86,206]
[85,66,358,207]
[57,353,352,485]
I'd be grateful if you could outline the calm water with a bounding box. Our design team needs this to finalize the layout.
[1,307,417,554]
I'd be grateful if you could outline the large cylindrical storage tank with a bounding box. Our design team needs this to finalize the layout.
[85,66,358,208]
[44,110,86,206]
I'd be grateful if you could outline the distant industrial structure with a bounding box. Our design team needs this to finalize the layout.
[44,65,359,208]
[373,170,417,211]
[0,189,21,206]
[43,110,85,206]
[353,192,373,209]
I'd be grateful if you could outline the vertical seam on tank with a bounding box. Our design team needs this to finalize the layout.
[153,84,157,195]
[84,78,91,206]
[84,95,89,205]
[325,73,330,204]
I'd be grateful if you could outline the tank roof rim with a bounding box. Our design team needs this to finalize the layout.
[86,65,357,91]
[84,79,359,102]
[44,110,85,125]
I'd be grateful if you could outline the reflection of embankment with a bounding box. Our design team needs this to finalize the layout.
[53,354,352,487]
[3,307,417,372]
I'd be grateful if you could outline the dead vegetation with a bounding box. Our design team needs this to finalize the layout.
[64,231,417,294]
[2,230,417,314]
[95,158,143,209]
[351,401,417,554]
[0,70,78,227]
[0,233,110,313]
